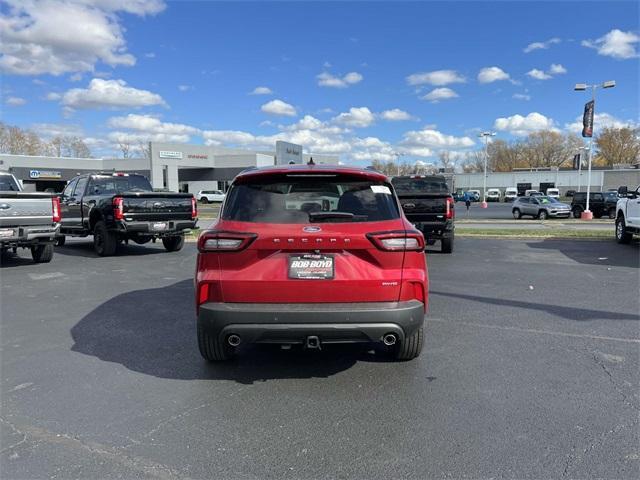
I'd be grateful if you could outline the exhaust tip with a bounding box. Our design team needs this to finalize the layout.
[227,334,241,347]
[382,333,397,346]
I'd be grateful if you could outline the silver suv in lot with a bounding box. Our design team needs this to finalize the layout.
[512,196,571,220]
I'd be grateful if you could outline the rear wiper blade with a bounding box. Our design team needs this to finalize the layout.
[308,211,354,221]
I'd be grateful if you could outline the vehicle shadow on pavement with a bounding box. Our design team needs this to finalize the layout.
[70,280,388,384]
[430,291,640,322]
[55,241,169,258]
[526,238,640,268]
[0,251,39,268]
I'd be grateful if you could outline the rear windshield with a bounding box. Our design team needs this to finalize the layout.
[0,175,20,191]
[392,177,449,194]
[88,175,152,195]
[222,174,400,223]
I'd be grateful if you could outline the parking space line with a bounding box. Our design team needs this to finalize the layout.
[427,318,640,344]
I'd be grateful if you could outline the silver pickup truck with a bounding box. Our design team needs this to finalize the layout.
[0,172,61,263]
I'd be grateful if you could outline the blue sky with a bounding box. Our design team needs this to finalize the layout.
[2,0,639,164]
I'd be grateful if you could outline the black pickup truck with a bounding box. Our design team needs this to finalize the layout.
[58,172,197,256]
[391,175,455,253]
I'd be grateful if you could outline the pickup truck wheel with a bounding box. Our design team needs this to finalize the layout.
[608,208,616,219]
[197,326,233,361]
[55,235,66,246]
[31,243,54,263]
[395,326,424,361]
[616,216,632,244]
[572,207,582,219]
[162,235,184,252]
[512,208,522,219]
[93,221,117,256]
[441,235,454,253]
[538,210,548,220]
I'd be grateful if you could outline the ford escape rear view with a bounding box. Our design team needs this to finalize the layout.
[195,164,428,361]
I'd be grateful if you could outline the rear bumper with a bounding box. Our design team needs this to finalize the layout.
[0,223,59,246]
[411,220,454,239]
[116,219,197,236]
[198,300,425,345]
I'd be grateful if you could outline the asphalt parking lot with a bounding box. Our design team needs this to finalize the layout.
[1,238,639,479]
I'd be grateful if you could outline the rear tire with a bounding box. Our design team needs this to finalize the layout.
[395,326,424,361]
[162,235,184,252]
[608,208,616,220]
[201,197,209,204]
[31,243,54,263]
[55,235,66,246]
[93,221,117,256]
[572,207,582,219]
[513,208,522,219]
[538,210,548,220]
[616,216,632,244]
[197,326,233,361]
[441,235,454,253]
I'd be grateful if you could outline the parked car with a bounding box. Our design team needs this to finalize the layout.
[196,190,225,203]
[512,196,571,220]
[615,185,640,243]
[58,172,198,256]
[195,164,428,361]
[466,190,481,201]
[0,171,60,263]
[392,175,455,253]
[571,191,618,219]
[565,190,576,198]
[504,187,518,202]
[453,191,466,202]
[546,188,560,199]
[486,188,501,202]
[525,190,543,197]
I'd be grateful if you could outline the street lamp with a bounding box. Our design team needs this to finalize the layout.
[574,80,616,219]
[478,131,496,208]
[575,146,589,192]
[393,152,405,177]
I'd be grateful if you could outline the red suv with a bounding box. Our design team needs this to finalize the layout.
[195,164,428,361]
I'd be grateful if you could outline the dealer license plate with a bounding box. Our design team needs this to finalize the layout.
[0,228,15,238]
[288,254,334,280]
[152,222,168,231]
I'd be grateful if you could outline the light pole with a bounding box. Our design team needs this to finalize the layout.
[478,131,496,208]
[393,152,404,177]
[574,80,615,219]
[575,146,589,192]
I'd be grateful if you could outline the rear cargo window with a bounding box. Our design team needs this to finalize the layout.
[88,175,152,195]
[392,177,449,194]
[222,174,400,223]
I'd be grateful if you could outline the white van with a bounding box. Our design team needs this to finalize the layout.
[504,187,518,202]
[546,188,560,199]
[486,188,501,202]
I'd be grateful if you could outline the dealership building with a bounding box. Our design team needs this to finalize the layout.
[0,141,339,193]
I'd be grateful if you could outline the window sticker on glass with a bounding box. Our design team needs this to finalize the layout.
[371,185,391,195]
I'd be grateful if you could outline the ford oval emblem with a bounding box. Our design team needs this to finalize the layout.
[303,226,322,233]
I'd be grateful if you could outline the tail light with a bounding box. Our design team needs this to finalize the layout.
[112,196,124,221]
[446,197,454,219]
[198,230,257,252]
[367,230,425,252]
[191,196,197,220]
[51,196,61,223]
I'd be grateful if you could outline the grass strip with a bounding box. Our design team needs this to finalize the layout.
[456,228,611,239]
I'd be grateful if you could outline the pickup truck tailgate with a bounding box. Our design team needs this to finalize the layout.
[120,193,193,221]
[397,194,449,223]
[0,193,54,227]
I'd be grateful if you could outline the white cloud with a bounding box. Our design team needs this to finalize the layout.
[582,29,639,60]
[107,114,199,136]
[46,92,61,101]
[69,72,83,82]
[60,79,166,110]
[494,112,557,136]
[261,99,297,117]
[333,107,375,128]
[421,87,459,103]
[400,128,475,158]
[178,85,193,92]
[406,70,465,86]
[317,71,363,88]
[549,63,567,75]
[523,37,561,53]
[512,93,531,101]
[249,86,273,95]
[6,96,26,106]
[380,109,414,121]
[144,52,156,58]
[477,66,511,83]
[31,122,83,138]
[0,0,165,76]
[565,112,638,135]
[526,69,552,80]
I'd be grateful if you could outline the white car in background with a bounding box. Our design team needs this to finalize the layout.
[504,187,518,202]
[546,188,560,199]
[486,188,501,202]
[196,190,225,203]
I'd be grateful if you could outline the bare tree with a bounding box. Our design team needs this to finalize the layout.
[438,151,456,171]
[137,141,151,160]
[50,136,63,157]
[119,140,131,159]
[596,126,640,167]
[69,137,91,158]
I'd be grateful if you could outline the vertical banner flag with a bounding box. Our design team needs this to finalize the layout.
[573,154,581,170]
[582,100,594,138]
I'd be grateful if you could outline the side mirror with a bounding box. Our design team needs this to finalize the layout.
[618,186,628,195]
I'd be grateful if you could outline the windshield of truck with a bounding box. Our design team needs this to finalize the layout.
[392,177,449,194]
[89,175,153,195]
[0,175,20,191]
[223,174,400,223]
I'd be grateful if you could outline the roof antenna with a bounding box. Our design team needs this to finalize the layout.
[307,157,315,165]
